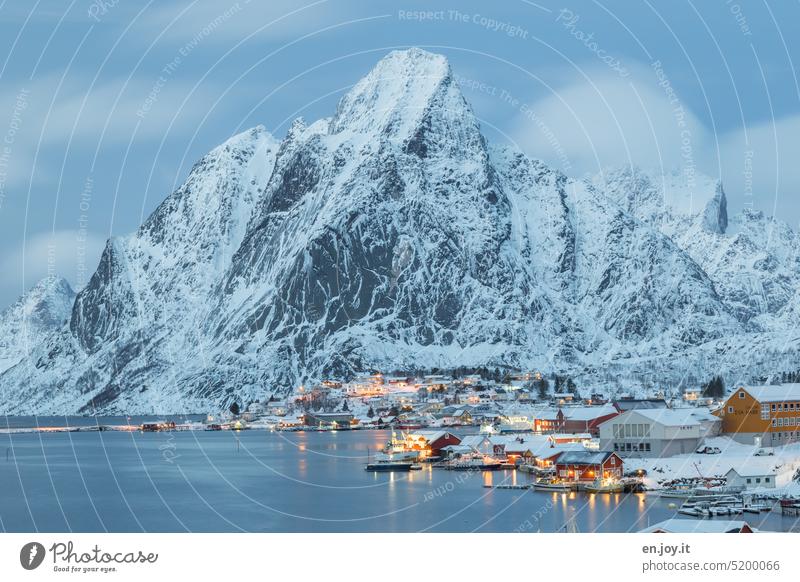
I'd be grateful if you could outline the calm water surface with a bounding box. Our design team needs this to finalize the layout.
[1,427,797,532]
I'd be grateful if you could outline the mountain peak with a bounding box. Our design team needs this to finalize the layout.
[329,48,456,138]
[30,275,74,296]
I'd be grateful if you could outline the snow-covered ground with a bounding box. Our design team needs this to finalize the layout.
[624,435,800,493]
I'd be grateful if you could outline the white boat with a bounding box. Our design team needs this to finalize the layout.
[584,479,624,493]
[533,479,572,492]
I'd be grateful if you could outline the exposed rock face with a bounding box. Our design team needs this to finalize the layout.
[1,49,798,413]
[0,276,75,374]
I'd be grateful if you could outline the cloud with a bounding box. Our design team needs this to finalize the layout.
[0,229,106,305]
[506,65,800,223]
[509,66,713,179]
[0,73,229,190]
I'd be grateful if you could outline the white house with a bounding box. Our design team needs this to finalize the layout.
[598,408,721,457]
[725,465,794,490]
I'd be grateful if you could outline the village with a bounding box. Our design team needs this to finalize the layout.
[8,371,800,532]
[225,371,800,532]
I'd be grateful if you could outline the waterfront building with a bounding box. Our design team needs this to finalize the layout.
[716,384,800,445]
[724,467,785,489]
[598,408,720,457]
[406,430,462,456]
[554,451,623,483]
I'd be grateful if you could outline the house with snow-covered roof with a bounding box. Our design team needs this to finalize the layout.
[598,408,721,457]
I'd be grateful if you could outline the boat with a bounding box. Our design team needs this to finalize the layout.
[584,479,624,493]
[365,460,414,472]
[533,478,572,492]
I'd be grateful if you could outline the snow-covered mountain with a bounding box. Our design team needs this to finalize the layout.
[598,167,800,330]
[0,276,75,374]
[1,49,798,413]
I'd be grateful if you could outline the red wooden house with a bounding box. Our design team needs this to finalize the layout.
[412,431,462,455]
[554,451,623,483]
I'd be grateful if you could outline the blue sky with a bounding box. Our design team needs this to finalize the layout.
[0,0,798,306]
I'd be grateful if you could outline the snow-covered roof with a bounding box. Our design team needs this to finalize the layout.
[725,466,779,478]
[614,399,668,411]
[741,384,800,403]
[629,408,718,426]
[562,404,617,421]
[552,432,592,440]
[415,430,453,442]
[536,442,585,458]
[640,518,753,533]
[556,451,615,465]
[459,435,489,449]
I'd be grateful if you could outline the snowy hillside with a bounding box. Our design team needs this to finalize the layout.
[1,49,799,414]
[0,276,75,374]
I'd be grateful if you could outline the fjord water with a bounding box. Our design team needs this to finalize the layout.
[0,428,794,532]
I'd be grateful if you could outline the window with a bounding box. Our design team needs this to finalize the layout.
[756,478,761,483]
[613,443,619,451]
[610,457,616,465]
[739,391,745,399]
[765,477,771,483]
[761,404,770,420]
[772,404,777,411]
[746,478,752,484]
[625,443,632,451]
[772,418,778,427]
[728,406,734,414]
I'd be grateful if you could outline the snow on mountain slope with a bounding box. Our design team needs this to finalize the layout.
[1,50,798,413]
[496,152,739,358]
[0,277,75,373]
[0,127,278,413]
[598,167,800,329]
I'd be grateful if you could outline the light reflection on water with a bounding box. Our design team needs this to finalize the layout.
[0,428,796,533]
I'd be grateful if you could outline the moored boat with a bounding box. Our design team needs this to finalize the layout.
[365,460,414,472]
[584,480,624,493]
[533,478,572,492]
